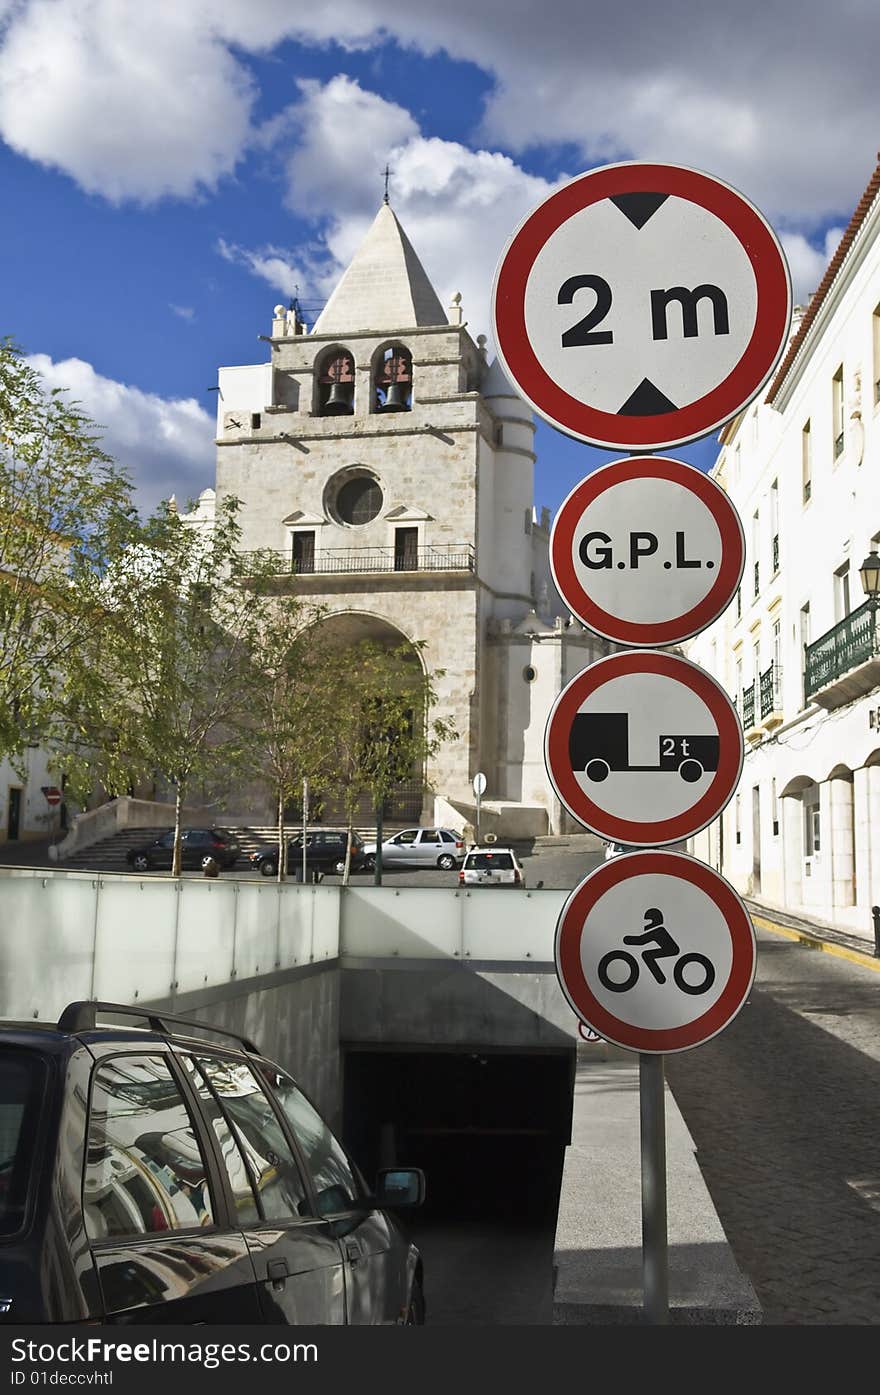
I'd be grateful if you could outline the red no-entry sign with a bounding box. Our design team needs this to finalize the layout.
[555,851,756,1054]
[544,650,743,846]
[550,456,745,646]
[492,161,791,450]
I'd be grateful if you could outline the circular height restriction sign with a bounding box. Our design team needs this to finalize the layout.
[544,650,743,846]
[492,161,791,450]
[550,456,745,646]
[555,851,756,1054]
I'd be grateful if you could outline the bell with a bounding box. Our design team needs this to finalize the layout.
[323,382,354,415]
[378,383,410,412]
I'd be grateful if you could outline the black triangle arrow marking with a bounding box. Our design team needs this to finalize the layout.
[618,378,678,415]
[610,192,669,229]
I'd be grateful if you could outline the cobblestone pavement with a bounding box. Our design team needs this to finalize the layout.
[665,928,880,1326]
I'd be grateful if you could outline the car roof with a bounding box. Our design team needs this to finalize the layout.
[466,845,518,855]
[0,1001,265,1060]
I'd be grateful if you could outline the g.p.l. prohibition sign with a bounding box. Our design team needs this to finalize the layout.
[492,161,792,450]
[544,650,743,845]
[555,851,756,1054]
[550,455,745,646]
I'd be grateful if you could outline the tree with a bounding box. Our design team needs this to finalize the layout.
[240,598,337,881]
[322,638,458,884]
[0,340,135,769]
[56,495,270,875]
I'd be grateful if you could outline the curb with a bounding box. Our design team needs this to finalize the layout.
[748,911,880,972]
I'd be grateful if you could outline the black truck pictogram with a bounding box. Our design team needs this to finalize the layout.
[569,713,719,784]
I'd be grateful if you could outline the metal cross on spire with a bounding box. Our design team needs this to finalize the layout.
[383,163,392,204]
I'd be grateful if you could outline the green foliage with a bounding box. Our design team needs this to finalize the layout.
[0,339,135,768]
[55,495,266,874]
[319,638,458,882]
[239,597,334,879]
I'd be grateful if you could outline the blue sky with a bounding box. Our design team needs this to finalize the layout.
[1,1,876,517]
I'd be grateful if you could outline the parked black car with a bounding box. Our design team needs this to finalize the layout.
[0,1001,425,1324]
[126,828,241,873]
[250,829,368,878]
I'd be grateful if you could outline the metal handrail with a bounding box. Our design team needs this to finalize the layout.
[242,544,475,576]
[759,661,782,718]
[742,682,756,729]
[804,599,876,699]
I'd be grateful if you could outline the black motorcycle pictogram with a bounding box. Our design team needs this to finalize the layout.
[597,907,715,996]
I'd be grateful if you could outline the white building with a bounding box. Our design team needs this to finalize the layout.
[202,201,607,834]
[688,156,880,938]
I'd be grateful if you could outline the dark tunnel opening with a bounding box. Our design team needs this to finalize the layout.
[342,1047,575,1223]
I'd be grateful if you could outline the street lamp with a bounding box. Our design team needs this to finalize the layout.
[859,551,880,659]
[859,550,880,604]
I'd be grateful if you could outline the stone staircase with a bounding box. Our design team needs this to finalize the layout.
[57,822,398,872]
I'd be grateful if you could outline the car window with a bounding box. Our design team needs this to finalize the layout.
[181,1059,260,1225]
[83,1056,214,1241]
[395,831,417,846]
[193,1057,310,1225]
[0,1051,45,1237]
[266,1073,362,1217]
[467,853,514,870]
[157,832,175,848]
[440,831,456,843]
[419,830,441,844]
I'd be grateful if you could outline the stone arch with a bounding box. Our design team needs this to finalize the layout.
[314,344,355,416]
[292,610,430,827]
[371,341,413,414]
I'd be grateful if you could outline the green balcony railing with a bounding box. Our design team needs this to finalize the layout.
[804,599,876,699]
[759,661,782,719]
[742,682,755,729]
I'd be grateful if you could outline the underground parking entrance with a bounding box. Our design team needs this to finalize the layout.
[342,1045,576,1323]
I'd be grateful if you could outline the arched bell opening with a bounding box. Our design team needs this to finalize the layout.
[373,344,412,413]
[316,347,355,416]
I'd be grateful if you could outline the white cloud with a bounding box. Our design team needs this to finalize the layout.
[169,304,195,322]
[273,76,552,339]
[2,2,876,225]
[0,0,254,202]
[216,237,306,299]
[781,226,846,306]
[26,353,215,516]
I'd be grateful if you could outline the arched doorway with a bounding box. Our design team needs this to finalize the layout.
[284,612,429,829]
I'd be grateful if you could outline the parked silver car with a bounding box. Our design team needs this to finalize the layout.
[360,827,465,872]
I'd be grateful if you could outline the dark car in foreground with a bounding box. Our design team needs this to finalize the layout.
[0,1001,425,1324]
[250,829,368,878]
[126,828,241,872]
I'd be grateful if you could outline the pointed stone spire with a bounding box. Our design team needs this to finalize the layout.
[312,204,447,335]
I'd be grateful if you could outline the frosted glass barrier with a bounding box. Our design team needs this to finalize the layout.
[93,878,178,1004]
[341,888,461,959]
[461,888,566,961]
[277,886,340,968]
[233,882,281,979]
[175,881,237,994]
[0,874,96,1020]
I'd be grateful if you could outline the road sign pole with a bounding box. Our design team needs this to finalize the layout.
[639,1052,669,1325]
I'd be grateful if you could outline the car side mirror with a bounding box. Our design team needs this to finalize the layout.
[373,1167,425,1209]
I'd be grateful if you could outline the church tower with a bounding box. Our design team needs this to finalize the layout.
[212,203,604,830]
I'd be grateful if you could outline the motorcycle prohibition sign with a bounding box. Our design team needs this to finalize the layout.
[597,906,715,996]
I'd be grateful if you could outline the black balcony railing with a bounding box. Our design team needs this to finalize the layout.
[772,534,779,574]
[743,682,755,729]
[759,661,782,719]
[804,599,876,699]
[243,543,476,577]
[753,561,760,597]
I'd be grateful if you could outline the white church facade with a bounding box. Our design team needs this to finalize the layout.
[195,201,607,834]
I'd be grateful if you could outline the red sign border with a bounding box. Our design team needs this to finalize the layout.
[491,161,792,450]
[544,650,744,844]
[549,456,745,646]
[555,851,757,1054]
